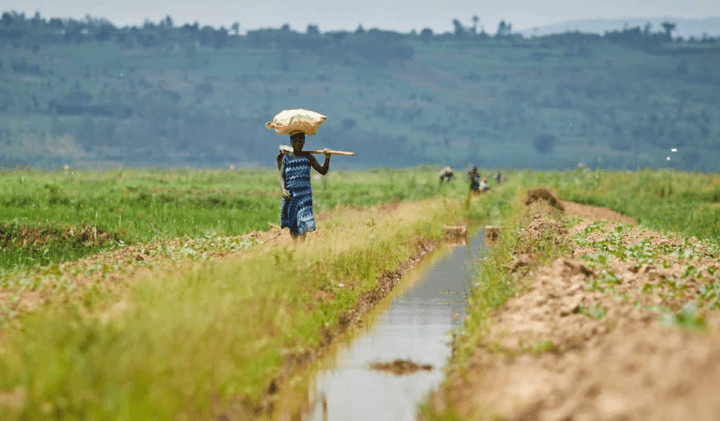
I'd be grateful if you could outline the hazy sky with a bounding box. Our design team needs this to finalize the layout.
[5,0,720,34]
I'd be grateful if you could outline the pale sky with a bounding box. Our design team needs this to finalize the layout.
[4,0,720,34]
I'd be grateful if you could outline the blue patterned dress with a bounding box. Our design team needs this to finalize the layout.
[280,153,317,234]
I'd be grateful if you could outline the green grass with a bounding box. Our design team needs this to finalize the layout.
[2,167,719,420]
[0,197,463,420]
[543,169,720,243]
[0,167,471,270]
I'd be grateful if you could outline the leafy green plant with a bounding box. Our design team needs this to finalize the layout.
[659,302,706,331]
[578,304,607,319]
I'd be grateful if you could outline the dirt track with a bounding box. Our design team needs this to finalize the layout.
[431,194,720,420]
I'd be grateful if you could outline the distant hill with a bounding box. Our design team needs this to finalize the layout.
[0,11,719,171]
[520,17,720,40]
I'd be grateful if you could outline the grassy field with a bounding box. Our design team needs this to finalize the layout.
[1,167,718,419]
[0,172,473,420]
[0,166,472,270]
[532,169,720,243]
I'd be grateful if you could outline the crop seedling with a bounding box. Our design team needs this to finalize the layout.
[578,304,607,319]
[659,302,706,332]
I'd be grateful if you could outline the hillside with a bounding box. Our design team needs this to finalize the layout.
[0,12,719,170]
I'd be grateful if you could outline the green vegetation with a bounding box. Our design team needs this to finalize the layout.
[578,304,607,319]
[545,169,720,243]
[451,180,572,370]
[426,168,720,420]
[0,167,468,270]
[0,197,463,420]
[1,11,719,170]
[659,302,706,331]
[2,166,720,419]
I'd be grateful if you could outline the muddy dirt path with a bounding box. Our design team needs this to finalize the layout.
[431,193,720,420]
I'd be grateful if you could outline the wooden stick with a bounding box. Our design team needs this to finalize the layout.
[305,149,355,156]
[279,145,355,156]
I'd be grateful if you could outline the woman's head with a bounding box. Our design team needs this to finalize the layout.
[290,131,305,150]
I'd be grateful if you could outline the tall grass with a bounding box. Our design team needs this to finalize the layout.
[0,198,463,420]
[536,169,720,244]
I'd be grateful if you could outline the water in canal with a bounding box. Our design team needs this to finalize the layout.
[278,229,487,421]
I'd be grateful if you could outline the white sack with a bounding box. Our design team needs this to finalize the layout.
[265,109,327,135]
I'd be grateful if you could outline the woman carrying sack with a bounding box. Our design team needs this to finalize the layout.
[276,130,331,239]
[267,109,352,240]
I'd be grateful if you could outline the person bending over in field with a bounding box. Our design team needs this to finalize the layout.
[277,130,331,240]
[479,177,491,193]
[439,166,454,182]
[468,166,481,194]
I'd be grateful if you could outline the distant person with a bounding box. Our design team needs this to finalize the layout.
[439,166,454,182]
[277,130,331,240]
[468,167,481,194]
[480,177,490,193]
[494,172,503,184]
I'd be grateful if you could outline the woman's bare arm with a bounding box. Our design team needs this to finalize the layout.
[309,152,331,175]
[278,155,290,198]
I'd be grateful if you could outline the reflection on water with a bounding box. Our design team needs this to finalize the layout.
[287,230,487,421]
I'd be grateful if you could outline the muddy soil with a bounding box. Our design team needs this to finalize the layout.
[369,360,434,375]
[431,193,720,420]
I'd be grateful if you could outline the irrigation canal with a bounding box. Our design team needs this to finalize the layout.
[278,229,488,420]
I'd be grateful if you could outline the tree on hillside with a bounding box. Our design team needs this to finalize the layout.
[161,15,173,28]
[420,27,433,42]
[452,19,465,39]
[1,12,13,27]
[471,15,479,35]
[643,22,652,35]
[661,21,676,41]
[231,22,239,35]
[496,20,512,38]
[306,24,319,35]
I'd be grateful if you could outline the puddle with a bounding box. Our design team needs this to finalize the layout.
[277,229,487,421]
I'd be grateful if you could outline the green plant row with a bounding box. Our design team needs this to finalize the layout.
[0,198,463,420]
[422,169,720,420]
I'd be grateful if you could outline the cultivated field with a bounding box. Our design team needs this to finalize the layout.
[424,170,720,420]
[0,167,718,419]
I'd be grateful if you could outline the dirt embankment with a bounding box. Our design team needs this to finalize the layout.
[432,189,720,421]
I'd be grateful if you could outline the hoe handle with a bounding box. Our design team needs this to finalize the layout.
[279,145,354,156]
[305,149,355,156]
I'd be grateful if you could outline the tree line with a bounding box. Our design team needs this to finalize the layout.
[1,10,717,58]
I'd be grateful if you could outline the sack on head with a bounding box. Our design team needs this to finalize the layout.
[266,109,327,136]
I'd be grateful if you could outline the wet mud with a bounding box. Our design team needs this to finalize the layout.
[369,360,433,375]
[430,191,720,421]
